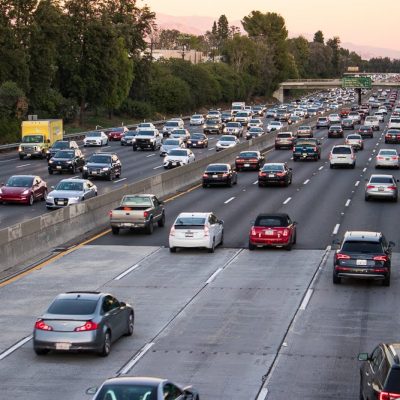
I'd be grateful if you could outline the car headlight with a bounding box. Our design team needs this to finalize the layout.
[46,150,50,153]
[83,166,88,170]
[67,161,72,164]
[22,189,29,195]
[102,167,109,171]
[18,146,22,151]
[69,196,80,201]
[49,160,54,164]
[150,138,155,142]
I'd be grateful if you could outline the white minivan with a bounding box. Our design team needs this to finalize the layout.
[329,145,356,169]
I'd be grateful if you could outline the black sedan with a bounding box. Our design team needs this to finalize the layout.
[235,151,264,171]
[33,291,134,356]
[187,133,209,148]
[258,163,292,187]
[202,163,237,187]
[90,377,199,400]
[48,149,85,174]
[82,153,121,181]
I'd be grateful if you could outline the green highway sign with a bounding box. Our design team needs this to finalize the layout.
[342,76,372,89]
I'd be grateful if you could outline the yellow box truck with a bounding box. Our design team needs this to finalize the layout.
[18,119,63,160]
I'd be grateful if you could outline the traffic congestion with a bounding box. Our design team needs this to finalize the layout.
[2,85,400,400]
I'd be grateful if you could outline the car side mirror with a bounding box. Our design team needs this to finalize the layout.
[51,186,55,189]
[389,241,395,247]
[219,220,224,225]
[159,201,164,205]
[120,301,126,307]
[86,387,98,395]
[358,353,370,362]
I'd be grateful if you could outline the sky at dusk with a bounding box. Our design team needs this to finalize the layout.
[141,0,400,51]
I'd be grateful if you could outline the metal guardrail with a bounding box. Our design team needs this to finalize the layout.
[0,116,191,152]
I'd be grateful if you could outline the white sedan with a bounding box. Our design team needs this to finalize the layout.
[83,131,108,147]
[216,135,240,151]
[169,212,224,253]
[136,122,155,130]
[266,121,283,132]
[190,114,205,125]
[163,148,195,169]
[375,149,399,169]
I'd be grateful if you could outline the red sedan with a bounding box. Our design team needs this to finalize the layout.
[108,127,128,141]
[249,213,297,251]
[0,175,47,205]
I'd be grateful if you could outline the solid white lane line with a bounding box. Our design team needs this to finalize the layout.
[0,335,33,360]
[114,264,140,280]
[119,342,155,374]
[208,147,215,151]
[332,224,340,235]
[325,245,332,251]
[153,165,163,170]
[253,180,258,185]
[114,178,127,183]
[345,199,351,207]
[16,164,30,168]
[224,197,235,204]
[299,289,314,311]
[256,388,269,400]
[355,181,360,187]
[283,197,291,205]
[146,153,156,158]
[318,166,324,170]
[363,167,367,172]
[303,179,310,185]
[206,268,223,284]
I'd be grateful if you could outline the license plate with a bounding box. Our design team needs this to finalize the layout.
[55,343,71,350]
[212,175,218,178]
[268,174,275,178]
[356,259,367,266]
[302,153,307,157]
[264,229,274,235]
[378,187,384,191]
[27,154,31,157]
[55,200,63,205]
[56,166,61,169]
[92,171,97,175]
[193,143,197,146]
[185,233,193,237]
[244,163,250,167]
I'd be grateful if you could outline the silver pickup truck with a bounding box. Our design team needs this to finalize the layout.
[109,194,165,234]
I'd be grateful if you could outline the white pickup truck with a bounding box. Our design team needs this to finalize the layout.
[109,194,165,234]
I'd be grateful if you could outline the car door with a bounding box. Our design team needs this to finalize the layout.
[209,214,222,244]
[33,177,42,199]
[363,346,384,399]
[151,196,162,219]
[101,295,124,339]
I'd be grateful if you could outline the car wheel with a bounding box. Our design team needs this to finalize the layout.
[170,247,177,253]
[351,162,355,169]
[28,194,34,206]
[293,157,298,162]
[157,213,165,227]
[132,146,137,151]
[146,220,154,234]
[208,239,215,253]
[202,183,208,188]
[228,179,233,188]
[285,241,292,251]
[48,169,53,175]
[19,154,24,160]
[333,272,341,284]
[112,227,119,235]
[125,312,134,336]
[41,189,47,201]
[248,241,256,251]
[99,331,111,357]
[34,348,50,356]
[108,172,113,181]
[330,164,334,169]
[383,274,391,287]
[72,165,77,174]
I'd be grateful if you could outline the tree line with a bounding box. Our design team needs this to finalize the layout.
[0,2,398,144]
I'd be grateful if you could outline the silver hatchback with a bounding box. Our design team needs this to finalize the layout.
[33,292,134,356]
[365,174,398,202]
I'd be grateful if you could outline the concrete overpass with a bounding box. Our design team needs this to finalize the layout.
[273,79,400,102]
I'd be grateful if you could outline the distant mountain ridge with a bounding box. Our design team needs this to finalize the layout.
[155,12,400,60]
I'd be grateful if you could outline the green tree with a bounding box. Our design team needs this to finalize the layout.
[217,14,229,42]
[313,30,324,44]
[287,36,310,78]
[327,36,341,76]
[0,81,26,118]
[157,29,181,49]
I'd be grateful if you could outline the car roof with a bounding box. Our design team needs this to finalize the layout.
[343,231,382,241]
[59,178,87,183]
[102,377,165,386]
[176,212,211,218]
[207,163,230,167]
[10,175,35,179]
[57,291,103,301]
[369,174,395,179]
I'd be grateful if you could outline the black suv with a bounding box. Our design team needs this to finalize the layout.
[359,343,400,400]
[48,149,85,174]
[333,231,394,286]
[82,153,121,181]
[46,140,79,160]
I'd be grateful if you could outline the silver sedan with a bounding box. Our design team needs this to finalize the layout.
[46,178,97,208]
[33,291,134,356]
[375,149,399,169]
[365,174,398,202]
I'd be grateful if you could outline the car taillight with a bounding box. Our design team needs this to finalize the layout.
[276,172,285,177]
[282,229,289,236]
[202,173,208,178]
[236,159,244,162]
[380,392,400,400]
[74,321,98,332]
[108,210,112,217]
[143,211,149,218]
[373,255,388,262]
[35,319,53,331]
[251,227,256,236]
[377,156,384,160]
[388,186,397,190]
[222,173,228,177]
[392,156,398,160]
[170,226,175,236]
[336,253,351,260]
[204,226,209,237]
[367,185,375,189]
[259,172,267,176]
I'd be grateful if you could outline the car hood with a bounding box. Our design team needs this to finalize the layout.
[1,187,28,195]
[48,189,84,198]
[86,163,110,168]
[51,157,73,162]
[164,155,188,161]
[161,145,180,151]
[218,141,236,145]
[85,136,101,140]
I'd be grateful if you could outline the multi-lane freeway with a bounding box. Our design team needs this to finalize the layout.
[1,91,400,400]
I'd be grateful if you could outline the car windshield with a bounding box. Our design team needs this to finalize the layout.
[54,150,74,158]
[110,128,123,133]
[122,196,152,206]
[379,150,397,156]
[255,216,289,227]
[278,133,292,138]
[205,119,218,124]
[47,299,98,315]
[137,131,155,136]
[370,177,394,184]
[165,122,179,127]
[191,134,204,139]
[239,152,258,158]
[164,139,180,145]
[220,136,235,141]
[249,128,263,133]
[390,118,400,123]
[359,126,371,131]
[347,136,360,140]
[341,240,383,253]
[226,122,240,127]
[95,384,157,400]
[206,165,228,172]
[86,132,101,137]
[299,126,310,130]
[270,122,281,126]
[22,135,44,143]
[171,130,186,135]
[52,142,69,149]
[236,112,248,117]
[168,150,187,156]
[262,164,284,171]
[89,155,111,163]
[125,131,136,137]
[55,181,84,191]
[139,123,151,127]
[6,176,34,187]
[192,115,202,119]
[332,147,351,154]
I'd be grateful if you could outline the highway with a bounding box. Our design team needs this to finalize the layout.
[1,99,400,399]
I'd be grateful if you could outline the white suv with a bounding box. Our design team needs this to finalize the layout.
[169,212,224,253]
[329,145,356,169]
[364,116,380,131]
